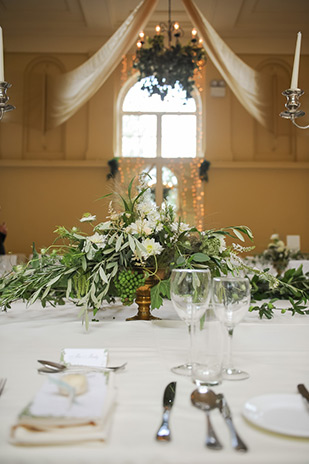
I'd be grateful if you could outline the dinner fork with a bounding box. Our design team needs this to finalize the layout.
[0,378,7,396]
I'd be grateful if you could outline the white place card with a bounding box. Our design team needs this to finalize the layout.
[60,348,108,367]
[286,235,301,251]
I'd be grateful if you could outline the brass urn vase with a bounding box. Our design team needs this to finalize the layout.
[126,269,165,321]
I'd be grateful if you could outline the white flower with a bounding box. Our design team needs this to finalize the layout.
[87,232,106,249]
[80,213,96,223]
[270,233,279,240]
[126,219,153,236]
[155,222,163,232]
[136,198,157,219]
[171,221,190,234]
[218,236,226,253]
[96,221,111,231]
[140,238,163,260]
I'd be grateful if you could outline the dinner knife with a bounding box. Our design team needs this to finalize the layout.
[297,384,309,404]
[156,381,177,442]
[217,393,248,452]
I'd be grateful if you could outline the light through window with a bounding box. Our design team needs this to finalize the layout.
[121,77,198,158]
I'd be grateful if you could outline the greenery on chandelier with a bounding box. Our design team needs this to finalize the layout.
[0,174,308,326]
[133,34,206,100]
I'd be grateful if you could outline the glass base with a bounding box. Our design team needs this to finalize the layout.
[171,363,192,376]
[222,367,249,381]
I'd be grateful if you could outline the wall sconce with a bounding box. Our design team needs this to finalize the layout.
[210,79,226,97]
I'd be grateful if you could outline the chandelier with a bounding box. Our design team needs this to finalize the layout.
[133,0,206,100]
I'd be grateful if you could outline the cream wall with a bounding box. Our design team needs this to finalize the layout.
[0,51,308,256]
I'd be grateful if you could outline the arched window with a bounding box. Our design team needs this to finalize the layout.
[118,76,202,159]
[116,75,204,226]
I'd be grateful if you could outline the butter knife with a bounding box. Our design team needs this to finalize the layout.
[156,381,177,441]
[217,393,248,452]
[298,384,309,404]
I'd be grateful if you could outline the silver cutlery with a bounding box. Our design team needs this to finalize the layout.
[217,393,248,452]
[191,388,223,450]
[37,359,127,374]
[297,384,309,404]
[156,381,177,442]
[0,378,6,396]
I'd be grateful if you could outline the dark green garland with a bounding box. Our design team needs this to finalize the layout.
[133,35,206,100]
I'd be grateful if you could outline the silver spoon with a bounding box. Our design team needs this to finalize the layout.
[191,388,223,450]
[37,359,127,374]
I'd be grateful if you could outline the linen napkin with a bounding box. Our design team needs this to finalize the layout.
[10,371,116,445]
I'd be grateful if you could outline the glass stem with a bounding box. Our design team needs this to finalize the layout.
[188,321,197,367]
[225,327,234,371]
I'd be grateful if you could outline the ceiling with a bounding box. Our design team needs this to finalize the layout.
[1,0,309,54]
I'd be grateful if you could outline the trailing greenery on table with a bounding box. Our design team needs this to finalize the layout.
[248,266,309,319]
[0,175,308,325]
[133,35,206,100]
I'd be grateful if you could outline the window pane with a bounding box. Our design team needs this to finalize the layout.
[122,115,156,157]
[123,78,196,113]
[161,115,196,158]
[162,166,179,210]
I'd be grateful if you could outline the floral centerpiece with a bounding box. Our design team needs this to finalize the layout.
[260,234,291,275]
[0,175,308,325]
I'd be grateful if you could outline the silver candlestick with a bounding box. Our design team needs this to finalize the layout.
[0,81,15,121]
[280,88,309,130]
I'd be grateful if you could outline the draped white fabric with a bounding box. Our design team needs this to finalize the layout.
[46,0,272,130]
[182,0,273,129]
[46,0,159,130]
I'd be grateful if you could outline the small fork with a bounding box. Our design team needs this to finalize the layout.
[0,378,7,396]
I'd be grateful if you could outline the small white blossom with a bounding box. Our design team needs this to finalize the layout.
[218,236,226,253]
[80,213,96,223]
[87,232,106,249]
[171,221,190,234]
[126,219,153,236]
[270,233,279,240]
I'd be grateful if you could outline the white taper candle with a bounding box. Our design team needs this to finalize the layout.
[0,26,4,82]
[290,31,302,90]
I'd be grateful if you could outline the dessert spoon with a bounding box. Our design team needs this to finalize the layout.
[191,388,223,450]
[37,359,127,373]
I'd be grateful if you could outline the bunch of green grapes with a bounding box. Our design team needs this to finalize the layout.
[114,270,145,305]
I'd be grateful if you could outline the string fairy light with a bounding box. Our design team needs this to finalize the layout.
[117,159,206,230]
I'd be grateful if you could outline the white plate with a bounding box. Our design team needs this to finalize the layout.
[242,394,309,437]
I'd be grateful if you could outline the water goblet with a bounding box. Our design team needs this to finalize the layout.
[170,269,211,376]
[212,277,251,380]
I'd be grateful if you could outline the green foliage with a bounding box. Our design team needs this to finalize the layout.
[248,266,309,319]
[133,35,206,100]
[151,278,171,310]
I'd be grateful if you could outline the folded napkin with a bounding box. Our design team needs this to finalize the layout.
[10,371,116,445]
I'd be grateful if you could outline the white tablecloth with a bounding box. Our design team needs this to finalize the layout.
[0,300,309,464]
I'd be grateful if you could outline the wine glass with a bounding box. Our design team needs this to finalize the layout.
[170,269,211,376]
[212,277,251,380]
